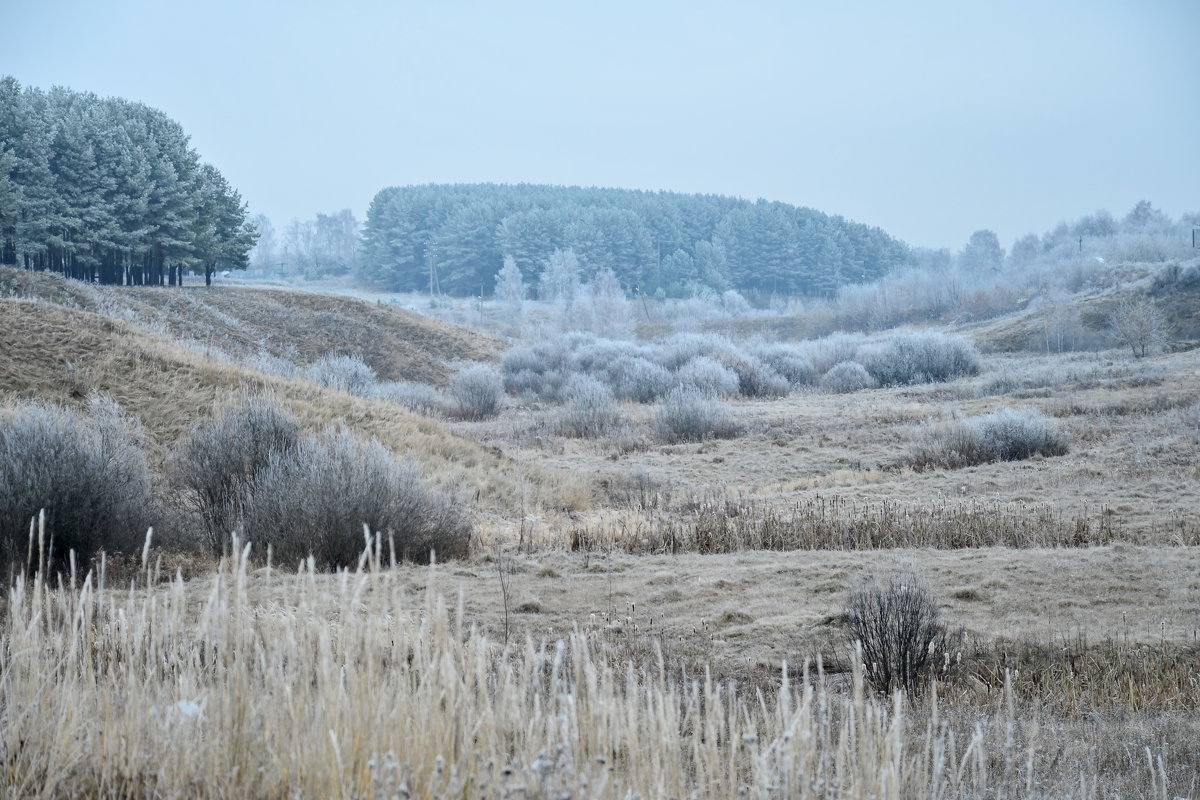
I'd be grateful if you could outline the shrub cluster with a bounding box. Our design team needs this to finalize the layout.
[911,407,1069,469]
[241,428,471,567]
[556,375,621,438]
[844,572,959,694]
[501,331,806,404]
[653,387,741,443]
[856,331,982,386]
[499,329,980,405]
[0,396,152,571]
[819,361,878,394]
[173,394,302,554]
[303,354,378,397]
[174,396,470,565]
[447,364,504,419]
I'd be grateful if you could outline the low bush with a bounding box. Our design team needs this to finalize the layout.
[653,387,740,443]
[651,332,732,371]
[820,361,878,393]
[911,407,1069,469]
[674,356,740,397]
[173,395,301,554]
[608,356,673,403]
[242,427,471,568]
[714,352,790,398]
[304,354,378,397]
[448,363,504,419]
[857,332,981,386]
[556,375,621,438]
[746,342,817,386]
[0,396,152,570]
[844,571,958,694]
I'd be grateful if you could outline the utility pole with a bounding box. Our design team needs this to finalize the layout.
[1078,236,1083,253]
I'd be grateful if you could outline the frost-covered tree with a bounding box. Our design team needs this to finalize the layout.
[585,267,631,338]
[539,248,581,305]
[958,230,1004,273]
[1110,296,1167,358]
[494,255,526,318]
[0,76,254,284]
[250,214,278,271]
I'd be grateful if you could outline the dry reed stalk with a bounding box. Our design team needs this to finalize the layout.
[0,524,1181,797]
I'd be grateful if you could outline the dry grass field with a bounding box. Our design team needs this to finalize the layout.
[1,265,1198,797]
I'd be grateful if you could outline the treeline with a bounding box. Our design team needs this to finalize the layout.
[359,183,912,297]
[0,77,255,286]
[250,210,361,278]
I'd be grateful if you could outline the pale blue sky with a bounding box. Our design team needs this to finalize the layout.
[4,0,1197,249]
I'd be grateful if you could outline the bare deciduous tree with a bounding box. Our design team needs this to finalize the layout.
[1110,297,1167,358]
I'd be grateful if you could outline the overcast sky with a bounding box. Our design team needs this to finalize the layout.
[4,0,1197,249]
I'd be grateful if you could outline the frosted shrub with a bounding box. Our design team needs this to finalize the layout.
[973,407,1069,461]
[373,381,451,417]
[174,395,302,554]
[304,353,378,397]
[746,342,817,386]
[500,336,581,401]
[608,356,673,403]
[911,407,1068,469]
[795,332,868,375]
[0,397,152,569]
[714,352,790,398]
[572,339,645,376]
[819,361,878,394]
[556,375,621,438]
[654,386,740,443]
[448,363,504,419]
[858,332,980,386]
[720,289,753,316]
[653,332,732,371]
[674,356,740,397]
[243,427,470,568]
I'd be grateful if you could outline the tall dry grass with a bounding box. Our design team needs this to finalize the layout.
[571,492,1152,554]
[1,520,1181,798]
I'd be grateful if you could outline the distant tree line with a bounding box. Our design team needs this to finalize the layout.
[358,184,913,297]
[249,210,361,278]
[0,77,256,286]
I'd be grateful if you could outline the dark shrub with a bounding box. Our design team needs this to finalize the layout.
[173,395,301,554]
[242,427,471,568]
[844,571,957,694]
[0,396,151,570]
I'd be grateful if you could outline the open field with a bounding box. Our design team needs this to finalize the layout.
[1,266,1198,796]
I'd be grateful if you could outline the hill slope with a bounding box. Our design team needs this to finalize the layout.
[0,267,502,384]
[0,273,568,520]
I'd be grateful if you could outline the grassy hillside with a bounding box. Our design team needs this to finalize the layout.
[0,287,569,520]
[0,267,502,384]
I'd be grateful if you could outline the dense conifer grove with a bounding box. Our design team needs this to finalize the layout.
[359,183,913,297]
[0,77,256,286]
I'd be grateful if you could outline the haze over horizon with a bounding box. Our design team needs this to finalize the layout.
[4,0,1197,252]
